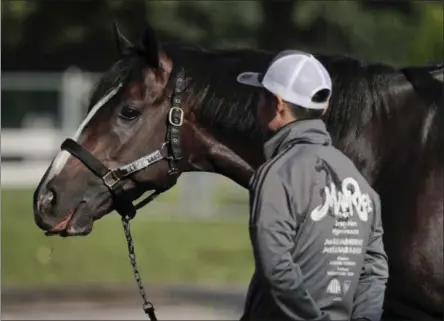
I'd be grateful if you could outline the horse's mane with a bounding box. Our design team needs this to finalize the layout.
[317,54,397,140]
[163,44,400,142]
[89,42,405,142]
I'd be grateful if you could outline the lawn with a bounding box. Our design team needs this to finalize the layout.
[1,188,253,287]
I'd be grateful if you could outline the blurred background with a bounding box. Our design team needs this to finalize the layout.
[1,0,443,319]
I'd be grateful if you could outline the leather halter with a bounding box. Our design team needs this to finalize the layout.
[60,68,186,220]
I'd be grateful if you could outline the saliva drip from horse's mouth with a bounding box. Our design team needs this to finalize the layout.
[44,201,92,237]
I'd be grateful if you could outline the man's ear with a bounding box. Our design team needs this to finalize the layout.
[322,103,329,116]
[275,95,286,113]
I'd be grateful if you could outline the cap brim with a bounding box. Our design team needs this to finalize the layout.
[236,72,263,87]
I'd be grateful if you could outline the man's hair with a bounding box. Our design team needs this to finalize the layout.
[264,89,330,120]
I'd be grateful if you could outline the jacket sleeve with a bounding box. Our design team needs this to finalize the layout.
[249,171,330,321]
[351,196,389,321]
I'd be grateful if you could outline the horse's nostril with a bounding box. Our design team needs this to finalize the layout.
[38,188,56,213]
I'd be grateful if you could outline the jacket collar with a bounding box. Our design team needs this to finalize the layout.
[263,119,332,160]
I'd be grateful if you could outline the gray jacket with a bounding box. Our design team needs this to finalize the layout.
[241,119,388,321]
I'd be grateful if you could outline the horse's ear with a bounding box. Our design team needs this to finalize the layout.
[141,22,160,69]
[113,22,133,56]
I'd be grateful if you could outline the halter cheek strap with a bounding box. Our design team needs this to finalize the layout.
[166,74,185,174]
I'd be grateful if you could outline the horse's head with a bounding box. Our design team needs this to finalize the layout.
[33,23,186,236]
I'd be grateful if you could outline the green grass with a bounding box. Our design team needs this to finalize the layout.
[1,188,253,287]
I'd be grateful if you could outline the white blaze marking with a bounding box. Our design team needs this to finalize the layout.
[44,83,123,182]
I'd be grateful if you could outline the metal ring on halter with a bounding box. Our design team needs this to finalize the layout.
[159,141,169,158]
[160,142,177,161]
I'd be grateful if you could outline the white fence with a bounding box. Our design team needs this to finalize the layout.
[1,129,61,188]
[1,70,247,216]
[2,68,96,188]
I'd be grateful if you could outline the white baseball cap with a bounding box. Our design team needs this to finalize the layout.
[237,50,332,110]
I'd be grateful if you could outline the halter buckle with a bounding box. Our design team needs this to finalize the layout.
[103,170,121,189]
[168,107,184,127]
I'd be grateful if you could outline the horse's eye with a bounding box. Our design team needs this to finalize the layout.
[118,106,140,121]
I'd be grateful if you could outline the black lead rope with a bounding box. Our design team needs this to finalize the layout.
[122,214,158,321]
[122,190,163,321]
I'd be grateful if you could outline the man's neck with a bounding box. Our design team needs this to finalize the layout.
[264,119,331,160]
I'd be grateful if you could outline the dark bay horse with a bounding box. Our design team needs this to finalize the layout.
[33,23,443,321]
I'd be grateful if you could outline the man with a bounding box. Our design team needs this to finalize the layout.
[236,50,389,321]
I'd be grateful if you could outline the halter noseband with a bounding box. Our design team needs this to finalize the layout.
[60,68,186,220]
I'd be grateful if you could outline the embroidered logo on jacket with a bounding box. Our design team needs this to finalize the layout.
[310,177,372,222]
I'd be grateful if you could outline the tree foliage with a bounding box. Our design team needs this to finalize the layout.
[1,0,442,70]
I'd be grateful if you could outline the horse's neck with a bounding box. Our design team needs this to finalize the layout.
[182,121,256,188]
[326,71,431,185]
